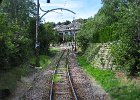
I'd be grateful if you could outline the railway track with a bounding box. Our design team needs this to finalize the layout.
[50,49,78,100]
[8,48,108,100]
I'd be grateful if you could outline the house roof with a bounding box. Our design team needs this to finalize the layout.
[54,20,81,32]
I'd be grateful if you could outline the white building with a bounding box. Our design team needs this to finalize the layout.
[54,20,81,37]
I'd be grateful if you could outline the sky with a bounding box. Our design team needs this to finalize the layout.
[37,0,102,23]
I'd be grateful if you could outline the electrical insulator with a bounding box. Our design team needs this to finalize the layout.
[47,0,50,3]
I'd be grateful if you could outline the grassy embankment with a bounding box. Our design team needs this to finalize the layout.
[77,56,140,100]
[0,48,59,91]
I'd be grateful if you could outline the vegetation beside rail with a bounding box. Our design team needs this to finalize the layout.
[77,56,140,100]
[77,0,140,76]
[0,48,59,92]
[76,1,140,99]
[0,0,60,96]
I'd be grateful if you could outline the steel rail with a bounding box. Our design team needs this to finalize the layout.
[49,49,78,100]
[67,50,78,100]
[49,50,66,100]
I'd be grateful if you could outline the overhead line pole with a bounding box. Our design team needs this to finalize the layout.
[73,17,76,52]
[35,0,76,67]
[35,0,39,49]
[35,0,51,67]
[35,0,40,67]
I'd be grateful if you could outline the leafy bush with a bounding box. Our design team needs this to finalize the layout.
[39,55,51,69]
[0,30,31,69]
[77,0,140,75]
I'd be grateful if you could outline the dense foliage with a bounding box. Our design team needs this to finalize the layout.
[0,0,36,69]
[39,22,58,54]
[77,0,140,75]
[0,0,58,69]
[0,0,60,94]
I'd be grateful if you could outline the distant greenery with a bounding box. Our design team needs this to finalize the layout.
[77,56,140,100]
[39,22,59,54]
[77,0,140,75]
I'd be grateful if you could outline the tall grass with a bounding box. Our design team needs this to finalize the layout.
[77,56,140,100]
[39,55,51,69]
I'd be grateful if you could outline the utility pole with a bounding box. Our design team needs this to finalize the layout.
[36,0,51,49]
[35,0,39,49]
[35,0,40,67]
[35,0,51,67]
[35,0,75,66]
[74,32,76,52]
[73,17,76,52]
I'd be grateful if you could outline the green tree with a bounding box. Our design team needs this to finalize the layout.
[77,0,140,75]
[0,0,36,69]
[39,22,58,54]
[0,0,36,27]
